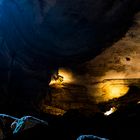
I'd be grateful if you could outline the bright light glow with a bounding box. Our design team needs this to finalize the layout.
[137,101,140,104]
[59,68,74,83]
[49,68,75,87]
[49,75,64,86]
[101,81,129,100]
[104,107,117,116]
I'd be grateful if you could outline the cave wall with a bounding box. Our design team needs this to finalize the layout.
[42,12,140,115]
[0,0,139,114]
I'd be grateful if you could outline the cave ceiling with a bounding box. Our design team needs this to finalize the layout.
[0,0,139,70]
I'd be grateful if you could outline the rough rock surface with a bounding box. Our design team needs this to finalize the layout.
[42,11,140,115]
[0,114,48,139]
[0,0,139,116]
[76,135,109,140]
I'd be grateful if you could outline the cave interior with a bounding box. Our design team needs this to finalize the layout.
[0,0,140,140]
